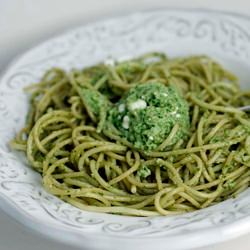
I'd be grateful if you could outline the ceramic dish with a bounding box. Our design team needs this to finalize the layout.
[0,9,250,250]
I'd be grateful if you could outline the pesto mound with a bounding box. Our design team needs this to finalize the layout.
[107,82,190,151]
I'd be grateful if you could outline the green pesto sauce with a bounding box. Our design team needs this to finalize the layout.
[78,88,109,117]
[107,82,190,151]
[137,165,151,178]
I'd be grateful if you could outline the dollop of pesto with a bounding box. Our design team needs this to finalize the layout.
[107,82,190,151]
[78,88,108,117]
[77,87,110,132]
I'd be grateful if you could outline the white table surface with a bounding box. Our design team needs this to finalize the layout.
[0,0,250,249]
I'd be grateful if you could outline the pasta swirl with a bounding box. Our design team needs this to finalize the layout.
[11,53,250,216]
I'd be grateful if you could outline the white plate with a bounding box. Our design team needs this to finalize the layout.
[0,8,250,250]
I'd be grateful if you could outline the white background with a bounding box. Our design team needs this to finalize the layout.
[0,0,250,249]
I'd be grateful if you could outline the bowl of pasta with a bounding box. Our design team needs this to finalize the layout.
[0,8,250,250]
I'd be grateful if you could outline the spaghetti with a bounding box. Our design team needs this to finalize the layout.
[11,53,250,216]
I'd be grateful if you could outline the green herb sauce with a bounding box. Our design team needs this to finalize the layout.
[107,82,190,151]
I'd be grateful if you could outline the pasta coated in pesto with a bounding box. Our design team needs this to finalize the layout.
[11,52,250,216]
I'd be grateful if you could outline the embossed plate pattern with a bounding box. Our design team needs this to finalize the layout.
[0,9,250,250]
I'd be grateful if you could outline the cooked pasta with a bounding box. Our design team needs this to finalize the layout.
[11,52,250,216]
